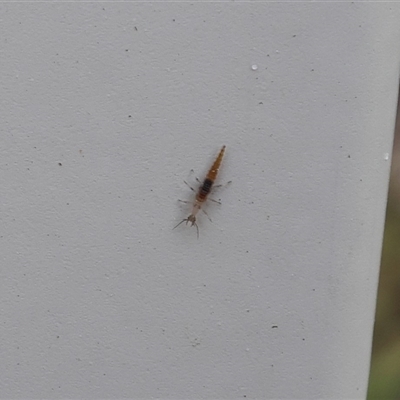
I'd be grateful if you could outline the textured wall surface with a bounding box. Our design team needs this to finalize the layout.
[1,3,399,399]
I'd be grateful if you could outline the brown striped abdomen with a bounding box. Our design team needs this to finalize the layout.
[196,178,213,201]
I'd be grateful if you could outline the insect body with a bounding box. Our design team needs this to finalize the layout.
[173,145,226,237]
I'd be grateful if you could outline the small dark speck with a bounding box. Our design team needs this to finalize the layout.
[302,338,305,341]
[58,162,62,166]
[125,49,129,52]
[348,155,351,158]
[57,335,60,338]
[128,115,132,118]
[311,69,314,71]
[259,101,263,105]
[134,26,138,31]
[360,179,363,182]
[292,34,296,37]
[172,19,175,22]
[272,325,278,328]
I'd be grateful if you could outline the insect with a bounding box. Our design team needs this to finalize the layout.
[173,145,226,238]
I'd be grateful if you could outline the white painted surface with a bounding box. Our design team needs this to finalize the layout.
[1,3,399,399]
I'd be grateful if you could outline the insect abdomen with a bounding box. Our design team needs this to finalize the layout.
[206,145,226,182]
[197,178,213,201]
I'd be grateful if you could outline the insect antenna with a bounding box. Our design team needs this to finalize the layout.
[173,218,188,230]
[173,218,200,239]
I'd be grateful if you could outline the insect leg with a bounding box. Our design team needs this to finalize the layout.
[201,208,213,223]
[183,181,196,192]
[213,180,232,189]
[209,198,222,205]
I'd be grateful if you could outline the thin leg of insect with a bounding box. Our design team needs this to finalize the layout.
[177,199,212,222]
[213,180,232,189]
[183,181,196,192]
[201,208,212,223]
[209,198,222,205]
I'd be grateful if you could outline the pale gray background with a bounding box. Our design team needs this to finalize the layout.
[1,3,399,399]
